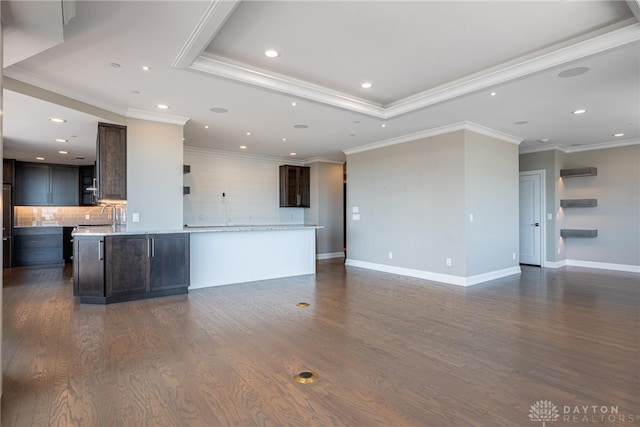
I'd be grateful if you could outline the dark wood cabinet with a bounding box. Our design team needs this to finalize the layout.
[149,234,190,291]
[14,227,63,266]
[105,234,150,297]
[50,165,80,205]
[79,165,96,206]
[279,165,310,207]
[73,236,104,298]
[97,123,127,201]
[15,162,49,205]
[74,232,189,303]
[3,159,15,185]
[15,162,79,206]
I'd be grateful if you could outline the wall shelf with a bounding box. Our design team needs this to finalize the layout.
[183,165,190,195]
[560,229,598,238]
[560,167,597,177]
[560,199,597,208]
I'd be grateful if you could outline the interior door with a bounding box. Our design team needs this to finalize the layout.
[519,172,542,266]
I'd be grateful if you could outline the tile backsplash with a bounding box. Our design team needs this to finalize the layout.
[14,205,127,227]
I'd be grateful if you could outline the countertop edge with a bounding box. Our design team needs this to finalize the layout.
[72,224,323,236]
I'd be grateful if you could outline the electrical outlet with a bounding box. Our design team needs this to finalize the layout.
[132,213,140,222]
[446,258,452,266]
[85,214,90,220]
[388,251,393,259]
[512,252,516,260]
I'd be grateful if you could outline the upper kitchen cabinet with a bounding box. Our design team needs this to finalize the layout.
[97,123,127,201]
[15,162,79,206]
[3,159,15,185]
[279,165,310,208]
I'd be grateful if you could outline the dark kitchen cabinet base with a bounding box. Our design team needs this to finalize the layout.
[79,286,188,304]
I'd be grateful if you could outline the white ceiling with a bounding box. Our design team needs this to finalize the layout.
[3,0,640,165]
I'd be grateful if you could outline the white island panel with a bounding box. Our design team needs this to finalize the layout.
[190,228,316,288]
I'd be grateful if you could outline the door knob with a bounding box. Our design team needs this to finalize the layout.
[533,222,540,226]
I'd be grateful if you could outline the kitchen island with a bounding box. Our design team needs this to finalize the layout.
[72,224,320,303]
[186,224,320,289]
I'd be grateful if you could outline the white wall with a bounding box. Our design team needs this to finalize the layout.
[520,144,640,271]
[346,128,520,285]
[464,131,520,275]
[183,147,305,226]
[126,118,184,232]
[559,145,640,268]
[306,161,344,258]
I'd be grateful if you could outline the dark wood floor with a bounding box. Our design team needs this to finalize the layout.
[2,260,639,426]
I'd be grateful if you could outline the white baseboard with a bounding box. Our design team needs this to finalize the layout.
[317,251,345,260]
[544,260,567,268]
[344,259,521,286]
[544,259,639,273]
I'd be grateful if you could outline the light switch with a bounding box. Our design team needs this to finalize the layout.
[132,212,140,222]
[352,207,359,213]
[547,213,553,220]
[352,214,360,221]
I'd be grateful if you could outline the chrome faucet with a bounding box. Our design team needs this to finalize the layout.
[100,203,117,229]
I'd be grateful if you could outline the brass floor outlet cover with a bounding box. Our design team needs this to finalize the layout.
[294,370,318,384]
[296,302,310,308]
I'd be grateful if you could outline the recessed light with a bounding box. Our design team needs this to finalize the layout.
[246,132,251,136]
[572,109,586,115]
[282,138,287,142]
[490,92,497,96]
[538,138,550,143]
[74,156,85,160]
[109,62,121,68]
[361,82,373,89]
[291,102,297,107]
[558,67,589,78]
[131,90,141,94]
[290,152,297,156]
[55,138,68,143]
[514,121,529,125]
[350,134,356,137]
[210,107,228,113]
[142,65,150,71]
[293,124,308,129]
[265,49,279,58]
[353,120,361,124]
[381,123,386,128]
[36,157,45,161]
[204,125,209,129]
[58,150,68,155]
[613,133,625,137]
[240,145,247,149]
[49,117,67,123]
[157,104,170,109]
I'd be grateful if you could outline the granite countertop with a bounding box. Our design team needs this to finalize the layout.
[72,224,322,236]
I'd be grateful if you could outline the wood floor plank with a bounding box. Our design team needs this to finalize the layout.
[2,261,639,426]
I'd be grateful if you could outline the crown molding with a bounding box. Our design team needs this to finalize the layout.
[463,122,523,145]
[385,21,640,118]
[303,157,345,165]
[343,121,522,156]
[183,9,639,119]
[519,138,640,154]
[627,0,640,23]
[126,109,190,126]
[191,53,386,118]
[172,0,241,69]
